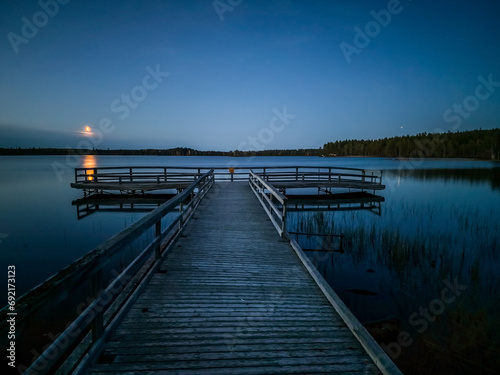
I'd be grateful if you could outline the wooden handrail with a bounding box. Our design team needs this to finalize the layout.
[74,166,384,184]
[288,238,403,375]
[249,171,287,204]
[74,165,370,172]
[249,170,288,237]
[6,170,214,374]
[246,166,383,239]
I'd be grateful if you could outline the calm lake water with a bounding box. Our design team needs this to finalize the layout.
[1,155,499,374]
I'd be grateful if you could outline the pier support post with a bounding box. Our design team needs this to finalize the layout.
[179,201,184,228]
[90,267,104,342]
[281,203,288,238]
[155,220,161,260]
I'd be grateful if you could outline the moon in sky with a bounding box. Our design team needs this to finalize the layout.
[84,126,91,132]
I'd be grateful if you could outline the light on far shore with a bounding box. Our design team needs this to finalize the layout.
[84,126,91,132]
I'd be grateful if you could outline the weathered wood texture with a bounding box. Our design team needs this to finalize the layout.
[71,181,194,192]
[71,166,384,195]
[87,182,380,374]
[270,181,385,190]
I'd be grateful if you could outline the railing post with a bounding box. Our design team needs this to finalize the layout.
[155,220,161,260]
[281,203,287,238]
[94,168,98,182]
[179,201,184,228]
[129,167,133,182]
[90,268,104,342]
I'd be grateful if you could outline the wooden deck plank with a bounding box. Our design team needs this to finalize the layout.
[104,350,371,366]
[270,180,385,190]
[89,355,375,373]
[71,181,193,192]
[86,182,381,375]
[103,335,361,349]
[102,339,362,354]
[89,363,374,375]
[103,331,358,344]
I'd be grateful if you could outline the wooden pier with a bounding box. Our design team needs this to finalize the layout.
[2,168,399,375]
[86,182,389,374]
[71,166,384,196]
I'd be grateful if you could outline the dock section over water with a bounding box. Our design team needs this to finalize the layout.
[86,182,387,374]
[71,166,384,196]
[3,168,398,375]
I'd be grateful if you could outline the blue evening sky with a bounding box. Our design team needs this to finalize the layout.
[0,0,499,150]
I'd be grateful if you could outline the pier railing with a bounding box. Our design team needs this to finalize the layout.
[6,170,214,374]
[73,166,383,185]
[74,166,212,184]
[249,170,288,237]
[74,166,254,184]
[256,166,383,185]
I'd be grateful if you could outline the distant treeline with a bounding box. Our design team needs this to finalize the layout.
[0,147,318,157]
[1,129,499,159]
[321,129,500,160]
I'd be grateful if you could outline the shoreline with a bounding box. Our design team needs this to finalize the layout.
[1,152,498,162]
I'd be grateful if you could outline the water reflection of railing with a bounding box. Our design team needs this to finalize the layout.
[286,192,385,254]
[73,195,175,219]
[287,192,384,216]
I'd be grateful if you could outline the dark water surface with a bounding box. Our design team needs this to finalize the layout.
[1,155,498,374]
[287,166,500,374]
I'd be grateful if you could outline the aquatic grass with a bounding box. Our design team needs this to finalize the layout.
[286,192,500,374]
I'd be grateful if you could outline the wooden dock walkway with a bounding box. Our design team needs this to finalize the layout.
[86,182,383,374]
[70,166,384,196]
